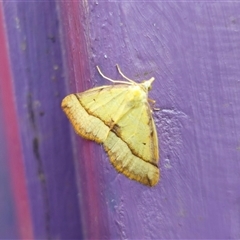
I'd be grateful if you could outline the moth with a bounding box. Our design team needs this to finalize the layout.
[61,65,159,186]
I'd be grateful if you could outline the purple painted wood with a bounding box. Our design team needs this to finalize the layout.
[0,3,33,238]
[60,2,240,239]
[1,1,240,239]
[3,2,82,239]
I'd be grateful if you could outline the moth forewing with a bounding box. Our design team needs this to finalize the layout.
[61,66,159,186]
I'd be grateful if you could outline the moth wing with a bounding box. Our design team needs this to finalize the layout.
[77,85,136,128]
[110,101,159,164]
[78,85,159,163]
[103,101,159,186]
[61,85,135,143]
[62,84,159,186]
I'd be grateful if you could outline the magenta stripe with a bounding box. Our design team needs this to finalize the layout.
[59,2,110,238]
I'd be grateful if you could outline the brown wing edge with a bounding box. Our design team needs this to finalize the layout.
[149,108,159,164]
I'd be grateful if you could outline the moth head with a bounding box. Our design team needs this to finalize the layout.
[141,77,155,91]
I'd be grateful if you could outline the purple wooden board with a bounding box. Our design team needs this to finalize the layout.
[61,2,240,239]
[3,2,82,239]
[1,1,240,239]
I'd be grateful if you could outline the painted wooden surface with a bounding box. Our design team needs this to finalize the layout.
[0,1,240,239]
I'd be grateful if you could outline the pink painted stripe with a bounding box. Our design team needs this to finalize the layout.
[0,4,33,239]
[59,2,104,238]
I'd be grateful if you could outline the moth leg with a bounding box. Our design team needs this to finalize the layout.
[148,98,156,104]
[148,98,160,111]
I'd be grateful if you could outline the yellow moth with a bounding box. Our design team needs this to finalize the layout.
[61,65,159,186]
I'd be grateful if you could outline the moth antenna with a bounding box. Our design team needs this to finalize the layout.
[96,66,132,85]
[116,64,136,84]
